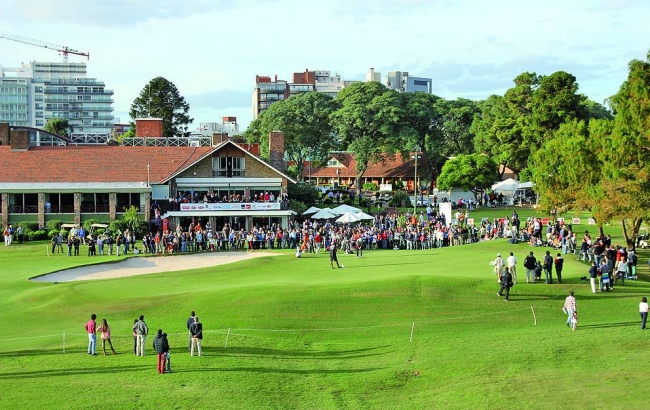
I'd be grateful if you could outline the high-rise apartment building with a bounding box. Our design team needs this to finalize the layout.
[384,71,432,94]
[252,75,289,120]
[0,61,114,142]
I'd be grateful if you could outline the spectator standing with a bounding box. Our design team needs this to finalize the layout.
[543,250,553,284]
[85,314,97,355]
[497,267,514,301]
[507,252,517,284]
[186,311,198,351]
[563,291,576,328]
[17,225,24,244]
[588,261,599,293]
[131,319,138,355]
[640,297,648,330]
[190,317,203,357]
[524,251,537,284]
[97,318,117,355]
[152,329,169,374]
[135,315,149,356]
[615,256,628,287]
[163,333,172,373]
[554,253,564,284]
[493,253,504,282]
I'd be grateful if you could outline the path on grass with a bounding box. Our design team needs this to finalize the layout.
[30,252,277,283]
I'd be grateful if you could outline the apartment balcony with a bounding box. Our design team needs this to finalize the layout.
[43,88,115,95]
[213,169,246,177]
[45,114,114,120]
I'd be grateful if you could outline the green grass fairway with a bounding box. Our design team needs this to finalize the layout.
[1,214,649,409]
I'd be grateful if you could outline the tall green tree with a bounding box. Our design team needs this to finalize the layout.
[473,71,587,176]
[244,92,339,178]
[436,153,498,198]
[330,82,404,195]
[129,77,193,138]
[43,118,73,137]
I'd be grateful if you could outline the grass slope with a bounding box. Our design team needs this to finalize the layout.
[0,210,648,409]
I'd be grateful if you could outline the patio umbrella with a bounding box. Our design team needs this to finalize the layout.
[335,212,361,223]
[331,204,362,215]
[303,206,321,215]
[354,211,374,220]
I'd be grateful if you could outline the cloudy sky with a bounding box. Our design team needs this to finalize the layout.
[1,0,648,130]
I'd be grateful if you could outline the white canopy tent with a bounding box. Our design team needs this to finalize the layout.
[336,212,361,224]
[491,178,520,197]
[331,204,362,215]
[310,208,339,220]
[302,206,321,215]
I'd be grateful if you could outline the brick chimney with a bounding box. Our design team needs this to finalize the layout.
[268,131,285,172]
[10,130,29,151]
[0,122,9,146]
[135,118,163,138]
[212,132,229,146]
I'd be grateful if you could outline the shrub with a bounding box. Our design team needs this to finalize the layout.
[288,182,319,205]
[362,182,378,191]
[389,191,412,208]
[359,198,369,207]
[323,197,333,205]
[46,220,63,231]
[16,222,39,232]
[289,199,307,215]
[48,229,60,238]
[109,220,127,234]
[95,228,105,236]
[27,230,47,241]
[83,219,101,233]
[343,198,353,205]
[393,180,404,190]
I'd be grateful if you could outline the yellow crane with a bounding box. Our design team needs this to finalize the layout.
[0,33,89,63]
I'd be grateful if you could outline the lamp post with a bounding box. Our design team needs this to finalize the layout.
[411,147,421,215]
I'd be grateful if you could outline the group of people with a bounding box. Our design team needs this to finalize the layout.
[492,250,565,289]
[85,311,203,374]
[3,224,25,246]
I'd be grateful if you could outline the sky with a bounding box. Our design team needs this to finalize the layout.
[1,0,648,131]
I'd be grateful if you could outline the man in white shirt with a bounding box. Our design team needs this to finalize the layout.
[507,252,518,284]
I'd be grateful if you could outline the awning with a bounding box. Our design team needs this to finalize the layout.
[162,210,296,219]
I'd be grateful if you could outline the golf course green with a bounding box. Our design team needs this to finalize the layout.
[0,208,648,409]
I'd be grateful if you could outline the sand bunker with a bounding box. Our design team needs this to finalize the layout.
[31,251,277,283]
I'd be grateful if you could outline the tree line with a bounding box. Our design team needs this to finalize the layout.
[245,51,650,247]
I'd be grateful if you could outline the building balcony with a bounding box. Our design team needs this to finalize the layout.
[43,88,114,95]
[213,169,246,177]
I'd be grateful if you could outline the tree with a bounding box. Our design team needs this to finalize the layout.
[330,82,404,195]
[129,77,193,138]
[43,118,73,137]
[121,205,147,236]
[472,71,587,176]
[436,154,498,198]
[244,92,339,178]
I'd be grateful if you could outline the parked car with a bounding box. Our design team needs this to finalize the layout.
[409,196,430,206]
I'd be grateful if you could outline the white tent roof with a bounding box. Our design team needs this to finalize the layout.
[336,211,361,223]
[517,181,534,189]
[491,178,520,196]
[302,206,321,215]
[310,208,338,220]
[331,204,362,215]
[354,211,374,220]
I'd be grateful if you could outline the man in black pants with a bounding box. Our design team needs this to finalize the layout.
[497,267,514,301]
[330,242,344,269]
[543,250,554,284]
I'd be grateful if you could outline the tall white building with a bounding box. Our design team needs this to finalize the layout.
[314,70,344,98]
[384,71,432,93]
[0,61,114,142]
[366,68,382,82]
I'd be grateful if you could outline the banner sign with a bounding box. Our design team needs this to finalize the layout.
[179,202,281,211]
[572,218,581,224]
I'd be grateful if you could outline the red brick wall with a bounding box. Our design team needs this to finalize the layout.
[269,131,285,172]
[0,123,9,146]
[10,130,29,151]
[135,119,163,138]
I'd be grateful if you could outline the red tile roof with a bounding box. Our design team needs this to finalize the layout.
[303,152,423,178]
[0,145,213,184]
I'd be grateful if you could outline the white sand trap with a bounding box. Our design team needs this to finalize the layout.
[31,252,278,283]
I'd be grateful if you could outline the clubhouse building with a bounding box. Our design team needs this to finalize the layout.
[0,123,296,232]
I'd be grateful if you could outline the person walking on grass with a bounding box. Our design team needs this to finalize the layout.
[97,318,117,355]
[135,315,148,356]
[563,291,576,328]
[85,314,97,355]
[187,311,198,351]
[640,297,649,330]
[497,267,514,301]
[543,250,553,284]
[330,241,344,269]
[152,329,169,374]
[507,252,517,284]
[190,316,203,356]
[493,253,504,282]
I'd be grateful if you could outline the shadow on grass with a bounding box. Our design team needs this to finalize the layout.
[579,321,639,329]
[0,347,87,358]
[170,366,383,375]
[0,365,150,379]
[199,345,392,360]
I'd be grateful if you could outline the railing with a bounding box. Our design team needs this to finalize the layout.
[80,205,111,213]
[122,137,212,147]
[46,205,74,213]
[8,205,38,214]
[116,205,146,213]
[213,169,246,177]
[69,133,111,144]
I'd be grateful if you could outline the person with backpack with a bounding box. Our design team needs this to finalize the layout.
[152,329,169,374]
[543,250,554,284]
[524,251,537,283]
[555,253,564,284]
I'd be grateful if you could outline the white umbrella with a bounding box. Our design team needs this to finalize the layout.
[332,204,362,215]
[303,206,321,215]
[335,211,361,223]
[354,211,374,220]
[310,208,338,220]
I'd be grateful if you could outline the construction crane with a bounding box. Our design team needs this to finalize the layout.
[0,33,89,63]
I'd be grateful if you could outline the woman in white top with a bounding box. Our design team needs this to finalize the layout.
[640,297,648,330]
[616,257,628,286]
